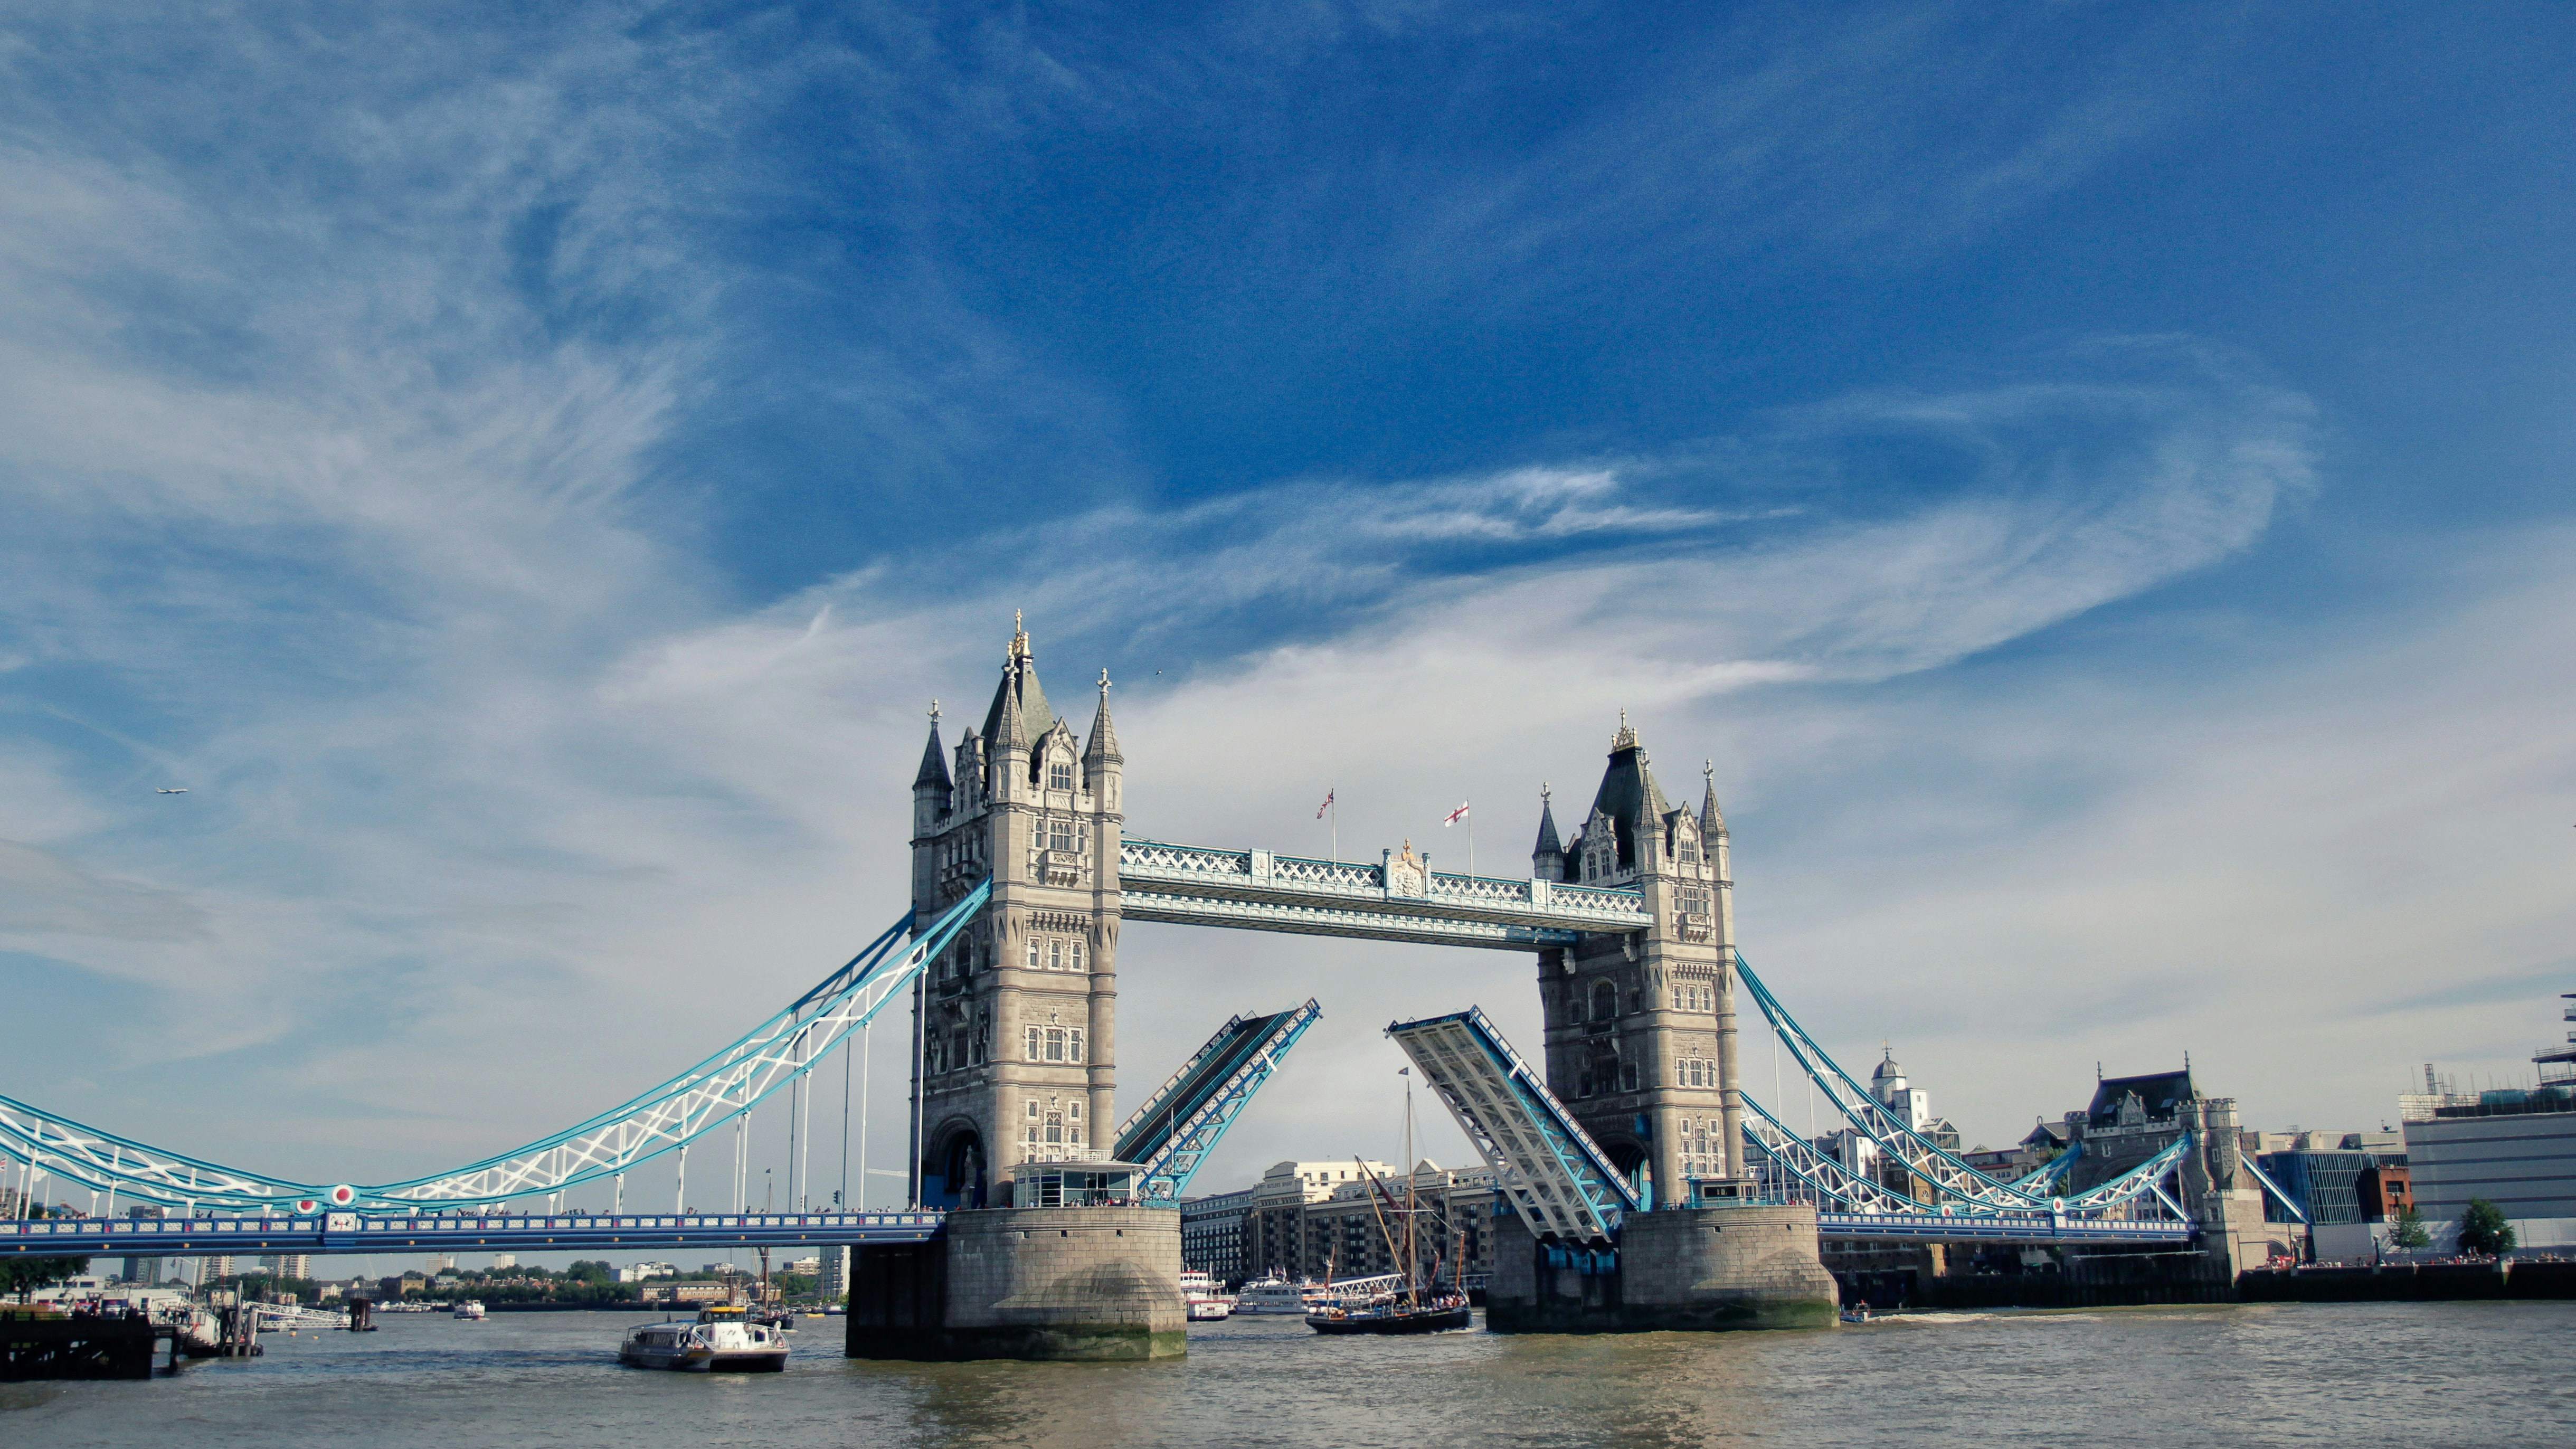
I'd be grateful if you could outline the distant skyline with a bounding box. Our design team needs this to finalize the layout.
[2,3,2571,1199]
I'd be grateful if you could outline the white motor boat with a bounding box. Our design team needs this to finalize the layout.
[619,1305,790,1373]
[452,1300,487,1320]
[1181,1270,1232,1321]
[1232,1277,1325,1314]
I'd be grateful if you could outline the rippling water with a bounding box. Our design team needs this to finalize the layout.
[10,1303,2573,1448]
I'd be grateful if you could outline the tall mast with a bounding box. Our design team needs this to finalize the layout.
[1403,1067,1417,1303]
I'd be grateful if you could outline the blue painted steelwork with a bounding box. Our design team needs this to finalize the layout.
[0,883,993,1214]
[1387,1008,1639,1245]
[1735,953,2064,1211]
[0,1210,946,1257]
[1119,838,1647,949]
[1113,1000,1322,1206]
[1740,1095,2195,1239]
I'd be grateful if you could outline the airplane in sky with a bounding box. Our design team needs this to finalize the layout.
[155,787,188,794]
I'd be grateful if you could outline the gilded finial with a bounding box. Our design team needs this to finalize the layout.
[930,698,941,724]
[1541,781,1551,801]
[1098,667,1112,693]
[1610,708,1640,751]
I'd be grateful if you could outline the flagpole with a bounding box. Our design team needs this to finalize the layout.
[1332,793,1338,864]
[1466,798,1474,876]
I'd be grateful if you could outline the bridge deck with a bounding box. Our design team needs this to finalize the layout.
[0,1210,947,1257]
[1388,1007,1639,1244]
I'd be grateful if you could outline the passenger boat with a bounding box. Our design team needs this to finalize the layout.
[1233,1278,1324,1314]
[452,1300,487,1320]
[1181,1270,1233,1321]
[618,1305,791,1372]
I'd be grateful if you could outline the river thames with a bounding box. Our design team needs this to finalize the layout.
[7,1303,2571,1447]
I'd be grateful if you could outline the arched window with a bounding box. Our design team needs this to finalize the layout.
[1025,1026,1041,1060]
[1070,939,1087,972]
[1049,817,1074,851]
[1026,940,1039,969]
[1067,1029,1085,1063]
[1590,981,1617,1022]
[1048,759,1075,792]
[1047,940,1063,971]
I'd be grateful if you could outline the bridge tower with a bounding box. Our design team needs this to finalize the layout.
[1531,716,1745,1205]
[907,616,1125,1208]
[853,619,1179,1362]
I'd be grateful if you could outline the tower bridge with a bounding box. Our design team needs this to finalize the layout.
[5,619,2280,1356]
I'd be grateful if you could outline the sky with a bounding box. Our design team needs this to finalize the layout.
[3,1,2573,1239]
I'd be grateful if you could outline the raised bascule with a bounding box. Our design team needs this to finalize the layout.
[2,620,2284,1358]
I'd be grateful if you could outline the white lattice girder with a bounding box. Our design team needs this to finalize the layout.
[1117,838,1648,942]
[1122,891,1587,949]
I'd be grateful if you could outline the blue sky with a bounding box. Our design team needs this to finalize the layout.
[3,2,2572,1219]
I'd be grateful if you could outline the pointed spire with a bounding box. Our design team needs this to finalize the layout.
[981,614,1053,752]
[914,701,951,789]
[991,660,1029,753]
[1532,783,1561,856]
[1700,759,1725,835]
[1084,667,1122,763]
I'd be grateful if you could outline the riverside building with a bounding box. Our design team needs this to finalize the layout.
[2402,992,2576,1252]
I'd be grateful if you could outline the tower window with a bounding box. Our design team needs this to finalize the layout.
[1071,940,1087,972]
[1067,1029,1085,1063]
[1025,1026,1042,1060]
[1048,940,1063,971]
[1050,818,1074,851]
[1026,940,1039,969]
[1590,980,1617,1021]
[1049,760,1075,791]
[1045,1028,1066,1062]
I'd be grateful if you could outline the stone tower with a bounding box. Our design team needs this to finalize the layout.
[1530,716,1743,1205]
[906,619,1124,1207]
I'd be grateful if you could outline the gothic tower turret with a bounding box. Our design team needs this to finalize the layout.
[1531,785,1565,882]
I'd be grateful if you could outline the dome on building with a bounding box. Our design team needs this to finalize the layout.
[1871,1048,1904,1086]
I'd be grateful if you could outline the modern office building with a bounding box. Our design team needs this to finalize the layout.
[1179,1187,1253,1285]
[2399,993,2576,1251]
